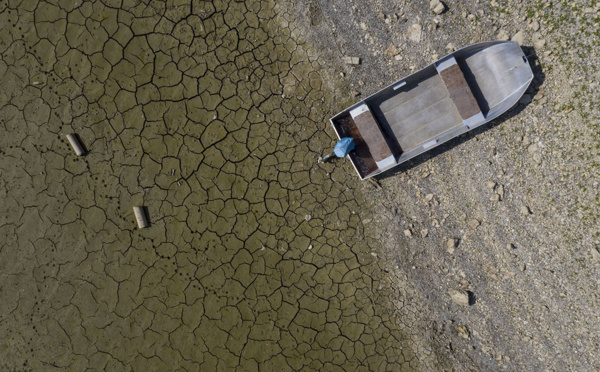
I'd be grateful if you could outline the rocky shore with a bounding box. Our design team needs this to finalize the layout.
[286,0,600,370]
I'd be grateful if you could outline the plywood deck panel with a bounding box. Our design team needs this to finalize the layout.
[399,111,463,150]
[388,98,462,150]
[383,87,450,125]
[378,75,444,113]
[353,110,392,162]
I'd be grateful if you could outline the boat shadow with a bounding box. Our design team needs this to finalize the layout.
[375,46,545,182]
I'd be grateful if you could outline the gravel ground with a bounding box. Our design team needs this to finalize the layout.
[286,0,600,370]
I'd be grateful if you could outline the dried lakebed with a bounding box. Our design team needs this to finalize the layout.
[0,1,436,371]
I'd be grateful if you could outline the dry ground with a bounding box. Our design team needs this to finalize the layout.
[1,0,598,371]
[289,0,600,370]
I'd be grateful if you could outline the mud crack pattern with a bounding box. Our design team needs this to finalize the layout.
[0,1,426,371]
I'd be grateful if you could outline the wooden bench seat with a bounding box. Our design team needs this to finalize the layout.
[331,104,397,178]
[350,104,396,170]
[436,57,484,128]
[332,115,378,178]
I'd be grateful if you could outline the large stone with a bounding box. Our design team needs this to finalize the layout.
[529,20,540,31]
[534,38,546,49]
[468,219,480,228]
[407,24,422,42]
[591,247,600,262]
[430,0,445,15]
[497,29,510,41]
[497,185,505,199]
[527,143,539,153]
[511,31,525,45]
[449,289,470,306]
[446,238,458,254]
[342,56,361,65]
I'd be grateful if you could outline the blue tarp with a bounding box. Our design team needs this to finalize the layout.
[334,137,355,158]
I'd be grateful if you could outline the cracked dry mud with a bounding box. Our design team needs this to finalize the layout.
[0,1,433,371]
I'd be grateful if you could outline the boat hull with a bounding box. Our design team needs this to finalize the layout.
[330,41,534,180]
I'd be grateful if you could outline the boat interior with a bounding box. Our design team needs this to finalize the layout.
[331,42,531,179]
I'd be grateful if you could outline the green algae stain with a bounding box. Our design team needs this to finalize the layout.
[0,0,422,370]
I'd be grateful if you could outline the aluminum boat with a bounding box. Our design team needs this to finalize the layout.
[330,41,534,179]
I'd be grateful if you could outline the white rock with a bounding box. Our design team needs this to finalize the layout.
[511,31,524,45]
[404,229,412,237]
[497,29,510,41]
[528,143,539,153]
[343,56,361,65]
[468,219,480,228]
[430,0,445,15]
[529,20,540,31]
[521,206,532,215]
[496,185,504,199]
[592,247,600,262]
[446,238,458,254]
[534,38,546,49]
[449,289,470,306]
[407,24,422,42]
